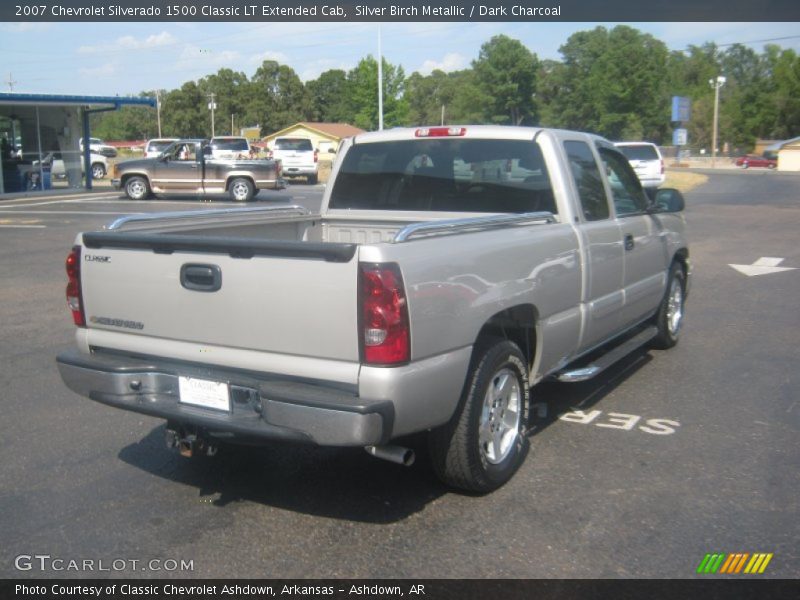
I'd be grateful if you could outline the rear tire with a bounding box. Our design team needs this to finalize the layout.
[429,339,530,493]
[308,173,318,185]
[124,176,150,200]
[91,163,106,179]
[229,177,254,202]
[652,263,686,349]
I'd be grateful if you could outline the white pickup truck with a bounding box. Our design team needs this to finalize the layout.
[57,126,690,493]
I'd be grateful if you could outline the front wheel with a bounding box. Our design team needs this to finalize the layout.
[124,176,150,200]
[652,263,686,349]
[429,339,530,493]
[229,177,254,202]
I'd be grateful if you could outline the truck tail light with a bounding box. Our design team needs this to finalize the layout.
[359,263,410,365]
[65,245,86,327]
[415,127,466,138]
[313,149,319,163]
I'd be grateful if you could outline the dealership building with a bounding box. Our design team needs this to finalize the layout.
[0,93,155,195]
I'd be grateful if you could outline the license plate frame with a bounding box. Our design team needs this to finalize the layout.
[178,376,231,413]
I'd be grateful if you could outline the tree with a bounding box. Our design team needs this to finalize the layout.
[472,35,538,125]
[198,68,253,135]
[306,69,352,123]
[162,81,206,138]
[251,60,311,134]
[347,55,407,130]
[541,26,670,142]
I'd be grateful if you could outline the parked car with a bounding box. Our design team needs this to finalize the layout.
[209,136,250,160]
[36,152,108,179]
[59,125,690,493]
[615,141,665,192]
[269,136,319,184]
[144,138,179,158]
[111,138,283,201]
[735,154,777,169]
[79,137,117,158]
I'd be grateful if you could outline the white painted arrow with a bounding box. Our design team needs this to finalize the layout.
[729,257,797,277]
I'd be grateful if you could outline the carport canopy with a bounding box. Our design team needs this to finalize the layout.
[0,93,156,193]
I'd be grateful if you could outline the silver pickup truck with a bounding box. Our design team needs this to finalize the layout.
[58,126,690,493]
[111,139,284,202]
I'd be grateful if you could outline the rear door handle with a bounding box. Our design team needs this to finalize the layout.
[624,234,635,251]
[180,264,222,292]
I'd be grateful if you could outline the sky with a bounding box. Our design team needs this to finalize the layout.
[1,21,799,97]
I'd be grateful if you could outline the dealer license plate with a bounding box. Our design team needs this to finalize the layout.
[178,377,230,412]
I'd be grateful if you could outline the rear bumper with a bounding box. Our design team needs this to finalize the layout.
[56,350,390,446]
[282,166,318,177]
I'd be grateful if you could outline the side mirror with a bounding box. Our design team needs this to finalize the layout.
[651,188,685,213]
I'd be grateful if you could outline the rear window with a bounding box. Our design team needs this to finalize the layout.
[329,138,556,214]
[274,138,314,151]
[616,144,660,161]
[211,138,249,151]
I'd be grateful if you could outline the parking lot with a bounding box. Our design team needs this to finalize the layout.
[0,169,798,579]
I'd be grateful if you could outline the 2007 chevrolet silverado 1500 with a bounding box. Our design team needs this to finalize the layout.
[111,138,284,202]
[58,126,690,492]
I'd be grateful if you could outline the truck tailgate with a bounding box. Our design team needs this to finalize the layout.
[79,233,360,363]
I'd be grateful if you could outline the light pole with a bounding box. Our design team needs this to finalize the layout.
[207,93,217,137]
[709,75,726,168]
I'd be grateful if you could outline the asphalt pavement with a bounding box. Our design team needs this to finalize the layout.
[0,172,797,579]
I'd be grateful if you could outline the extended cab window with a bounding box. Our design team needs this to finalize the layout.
[564,141,609,221]
[329,138,556,214]
[598,147,648,216]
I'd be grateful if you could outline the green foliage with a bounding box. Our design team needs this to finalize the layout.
[472,35,539,125]
[89,28,800,153]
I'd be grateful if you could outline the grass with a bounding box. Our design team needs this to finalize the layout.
[663,170,709,193]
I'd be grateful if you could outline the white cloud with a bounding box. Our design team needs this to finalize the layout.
[417,53,469,75]
[0,23,53,33]
[78,31,176,54]
[173,45,243,73]
[249,50,290,65]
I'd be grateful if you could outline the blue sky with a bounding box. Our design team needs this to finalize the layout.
[1,21,799,96]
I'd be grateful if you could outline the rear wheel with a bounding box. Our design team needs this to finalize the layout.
[229,177,254,202]
[91,163,106,179]
[652,262,686,349]
[124,176,150,200]
[308,173,318,185]
[430,339,530,493]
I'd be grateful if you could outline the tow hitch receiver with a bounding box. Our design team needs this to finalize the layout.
[165,423,218,458]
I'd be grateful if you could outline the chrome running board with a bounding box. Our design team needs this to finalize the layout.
[555,326,658,383]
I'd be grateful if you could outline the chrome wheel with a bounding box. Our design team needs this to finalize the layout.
[91,164,106,179]
[126,178,147,200]
[479,368,522,465]
[666,277,684,336]
[230,179,252,202]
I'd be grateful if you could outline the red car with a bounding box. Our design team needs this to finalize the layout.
[735,154,777,169]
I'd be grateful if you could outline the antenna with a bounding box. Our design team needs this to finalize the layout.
[6,72,18,92]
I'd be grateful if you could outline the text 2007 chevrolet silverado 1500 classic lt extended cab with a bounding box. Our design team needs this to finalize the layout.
[58,126,690,492]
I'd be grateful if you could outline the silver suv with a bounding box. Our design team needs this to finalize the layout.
[270,137,319,184]
[615,142,665,193]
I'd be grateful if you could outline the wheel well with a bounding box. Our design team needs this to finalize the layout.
[227,175,254,190]
[474,305,538,372]
[121,172,148,186]
[673,248,689,274]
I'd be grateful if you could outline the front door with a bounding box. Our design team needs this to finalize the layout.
[152,142,202,194]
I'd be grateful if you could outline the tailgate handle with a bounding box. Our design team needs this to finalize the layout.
[180,264,222,292]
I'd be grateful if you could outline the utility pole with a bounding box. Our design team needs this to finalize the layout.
[377,26,383,131]
[709,75,726,168]
[155,90,162,137]
[207,93,217,137]
[231,114,235,136]
[6,72,18,92]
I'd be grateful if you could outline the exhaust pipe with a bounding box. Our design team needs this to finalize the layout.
[365,445,415,467]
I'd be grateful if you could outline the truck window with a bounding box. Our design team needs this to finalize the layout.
[598,147,648,216]
[275,138,313,151]
[564,141,609,221]
[329,139,556,214]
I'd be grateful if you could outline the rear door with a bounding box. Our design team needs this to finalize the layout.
[562,138,625,352]
[617,144,662,186]
[598,144,668,328]
[274,138,314,173]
